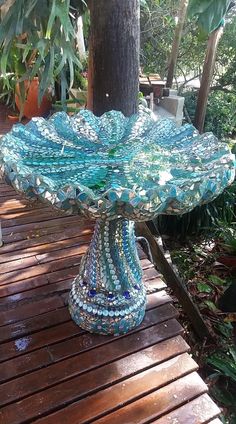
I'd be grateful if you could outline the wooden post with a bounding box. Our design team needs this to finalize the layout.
[136,222,214,341]
[87,0,140,116]
[194,25,224,133]
[166,0,189,89]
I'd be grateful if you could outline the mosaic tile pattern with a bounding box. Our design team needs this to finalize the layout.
[69,219,146,334]
[0,108,235,334]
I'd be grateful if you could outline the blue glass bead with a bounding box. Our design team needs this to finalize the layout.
[88,289,97,297]
[123,291,131,299]
[134,285,141,291]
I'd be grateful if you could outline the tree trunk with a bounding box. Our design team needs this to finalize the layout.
[87,0,140,117]
[194,25,224,133]
[76,16,86,60]
[166,0,189,89]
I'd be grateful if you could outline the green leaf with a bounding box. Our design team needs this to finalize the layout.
[229,346,236,363]
[203,300,218,311]
[208,275,227,286]
[207,352,236,382]
[215,322,233,338]
[197,282,212,293]
[210,385,236,407]
[45,0,56,39]
[188,0,231,33]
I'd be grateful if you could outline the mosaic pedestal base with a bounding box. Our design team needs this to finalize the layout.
[68,219,146,335]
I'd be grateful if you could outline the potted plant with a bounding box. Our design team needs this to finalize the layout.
[0,0,87,119]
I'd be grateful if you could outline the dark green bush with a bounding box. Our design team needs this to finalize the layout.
[183,90,236,140]
[152,178,236,240]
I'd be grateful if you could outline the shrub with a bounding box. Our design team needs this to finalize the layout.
[183,90,236,140]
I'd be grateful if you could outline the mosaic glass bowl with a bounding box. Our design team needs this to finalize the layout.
[0,108,235,335]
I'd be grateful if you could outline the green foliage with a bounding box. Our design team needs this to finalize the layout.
[153,180,236,239]
[141,0,236,92]
[0,0,87,107]
[207,346,236,422]
[184,90,236,139]
[140,0,179,76]
[216,17,236,92]
[215,221,236,254]
[197,282,212,293]
[188,0,231,33]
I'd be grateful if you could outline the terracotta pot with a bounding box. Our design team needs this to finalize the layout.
[7,114,20,122]
[15,78,52,119]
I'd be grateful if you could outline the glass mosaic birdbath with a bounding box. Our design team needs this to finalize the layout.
[0,108,235,335]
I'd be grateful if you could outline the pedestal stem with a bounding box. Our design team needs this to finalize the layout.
[69,218,146,335]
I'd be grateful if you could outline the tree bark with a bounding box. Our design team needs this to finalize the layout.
[194,26,224,133]
[166,0,189,89]
[87,0,140,117]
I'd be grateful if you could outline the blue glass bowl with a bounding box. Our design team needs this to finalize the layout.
[0,108,234,221]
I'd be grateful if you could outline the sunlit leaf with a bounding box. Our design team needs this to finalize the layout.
[203,300,218,312]
[197,282,212,293]
[208,275,227,286]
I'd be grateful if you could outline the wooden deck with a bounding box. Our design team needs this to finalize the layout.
[0,108,221,423]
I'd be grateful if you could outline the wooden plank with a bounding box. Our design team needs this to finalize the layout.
[88,372,207,424]
[0,320,82,364]
[35,244,90,264]
[0,299,176,366]
[0,278,72,307]
[0,290,171,344]
[152,393,221,423]
[0,306,70,344]
[0,206,52,219]
[0,322,183,389]
[0,204,48,216]
[1,220,88,244]
[1,207,63,223]
[1,215,82,235]
[0,351,193,424]
[0,226,93,256]
[0,274,54,298]
[0,262,164,301]
[34,370,205,424]
[0,300,175,361]
[48,316,182,363]
[0,295,64,327]
[0,255,84,286]
[0,319,183,406]
[0,194,22,202]
[0,255,39,275]
[0,240,90,274]
[2,210,69,229]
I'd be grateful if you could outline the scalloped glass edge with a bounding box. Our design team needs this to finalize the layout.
[0,108,235,221]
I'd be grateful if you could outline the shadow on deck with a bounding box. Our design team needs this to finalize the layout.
[0,106,221,423]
